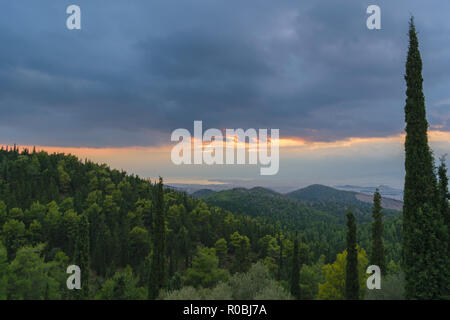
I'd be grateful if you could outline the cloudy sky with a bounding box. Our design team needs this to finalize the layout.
[1,1,449,190]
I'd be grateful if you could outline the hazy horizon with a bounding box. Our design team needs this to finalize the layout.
[2,1,450,190]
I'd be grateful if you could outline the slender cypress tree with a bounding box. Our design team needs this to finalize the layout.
[438,157,450,298]
[290,235,301,299]
[403,18,448,299]
[403,18,438,216]
[438,157,449,236]
[345,210,359,300]
[148,177,166,299]
[74,215,90,299]
[370,189,386,275]
[277,233,283,281]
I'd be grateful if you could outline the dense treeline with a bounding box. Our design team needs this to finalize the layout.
[0,147,403,299]
[0,145,406,300]
[200,187,402,264]
[0,147,310,299]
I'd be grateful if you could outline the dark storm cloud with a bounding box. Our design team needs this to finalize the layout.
[1,0,449,147]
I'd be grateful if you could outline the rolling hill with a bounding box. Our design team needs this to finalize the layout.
[286,184,361,204]
[196,184,403,218]
[197,185,402,263]
[286,184,403,211]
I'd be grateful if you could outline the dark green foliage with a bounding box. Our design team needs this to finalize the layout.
[0,243,8,299]
[438,158,450,299]
[371,189,386,275]
[148,177,166,299]
[364,273,405,300]
[438,158,449,245]
[277,233,283,281]
[290,236,300,299]
[0,147,404,300]
[128,226,150,270]
[0,148,293,299]
[200,186,402,264]
[184,246,228,288]
[0,201,6,227]
[299,255,325,300]
[74,215,90,299]
[403,18,438,212]
[190,189,216,198]
[402,18,448,299]
[96,266,147,300]
[214,238,228,268]
[2,219,26,260]
[403,203,448,299]
[229,231,251,273]
[345,211,359,300]
[6,245,62,299]
[287,184,362,204]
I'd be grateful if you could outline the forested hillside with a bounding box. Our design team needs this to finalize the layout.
[287,184,403,211]
[0,147,289,299]
[0,147,402,299]
[287,184,363,204]
[199,187,402,264]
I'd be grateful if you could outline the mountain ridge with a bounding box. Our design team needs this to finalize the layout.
[192,184,403,211]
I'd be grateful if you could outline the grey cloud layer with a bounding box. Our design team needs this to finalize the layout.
[1,0,449,147]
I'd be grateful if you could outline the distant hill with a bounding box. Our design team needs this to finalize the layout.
[355,193,403,211]
[200,186,339,222]
[199,185,401,225]
[335,184,403,200]
[286,184,403,211]
[191,189,216,198]
[286,184,361,204]
[198,185,402,263]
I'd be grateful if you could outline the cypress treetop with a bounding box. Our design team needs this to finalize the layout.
[402,17,448,299]
[345,210,359,300]
[371,189,385,275]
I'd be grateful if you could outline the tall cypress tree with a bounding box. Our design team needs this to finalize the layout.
[148,177,166,299]
[277,233,283,281]
[438,157,450,298]
[290,235,300,299]
[370,189,386,275]
[403,18,448,299]
[345,210,359,300]
[74,215,90,299]
[438,157,449,237]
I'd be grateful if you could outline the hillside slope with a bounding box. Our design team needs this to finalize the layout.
[200,186,401,262]
[201,185,401,224]
[287,184,403,211]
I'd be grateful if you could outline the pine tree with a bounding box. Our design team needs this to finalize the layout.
[148,177,166,299]
[370,189,386,275]
[345,210,359,300]
[290,235,301,299]
[402,18,448,299]
[74,215,90,299]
